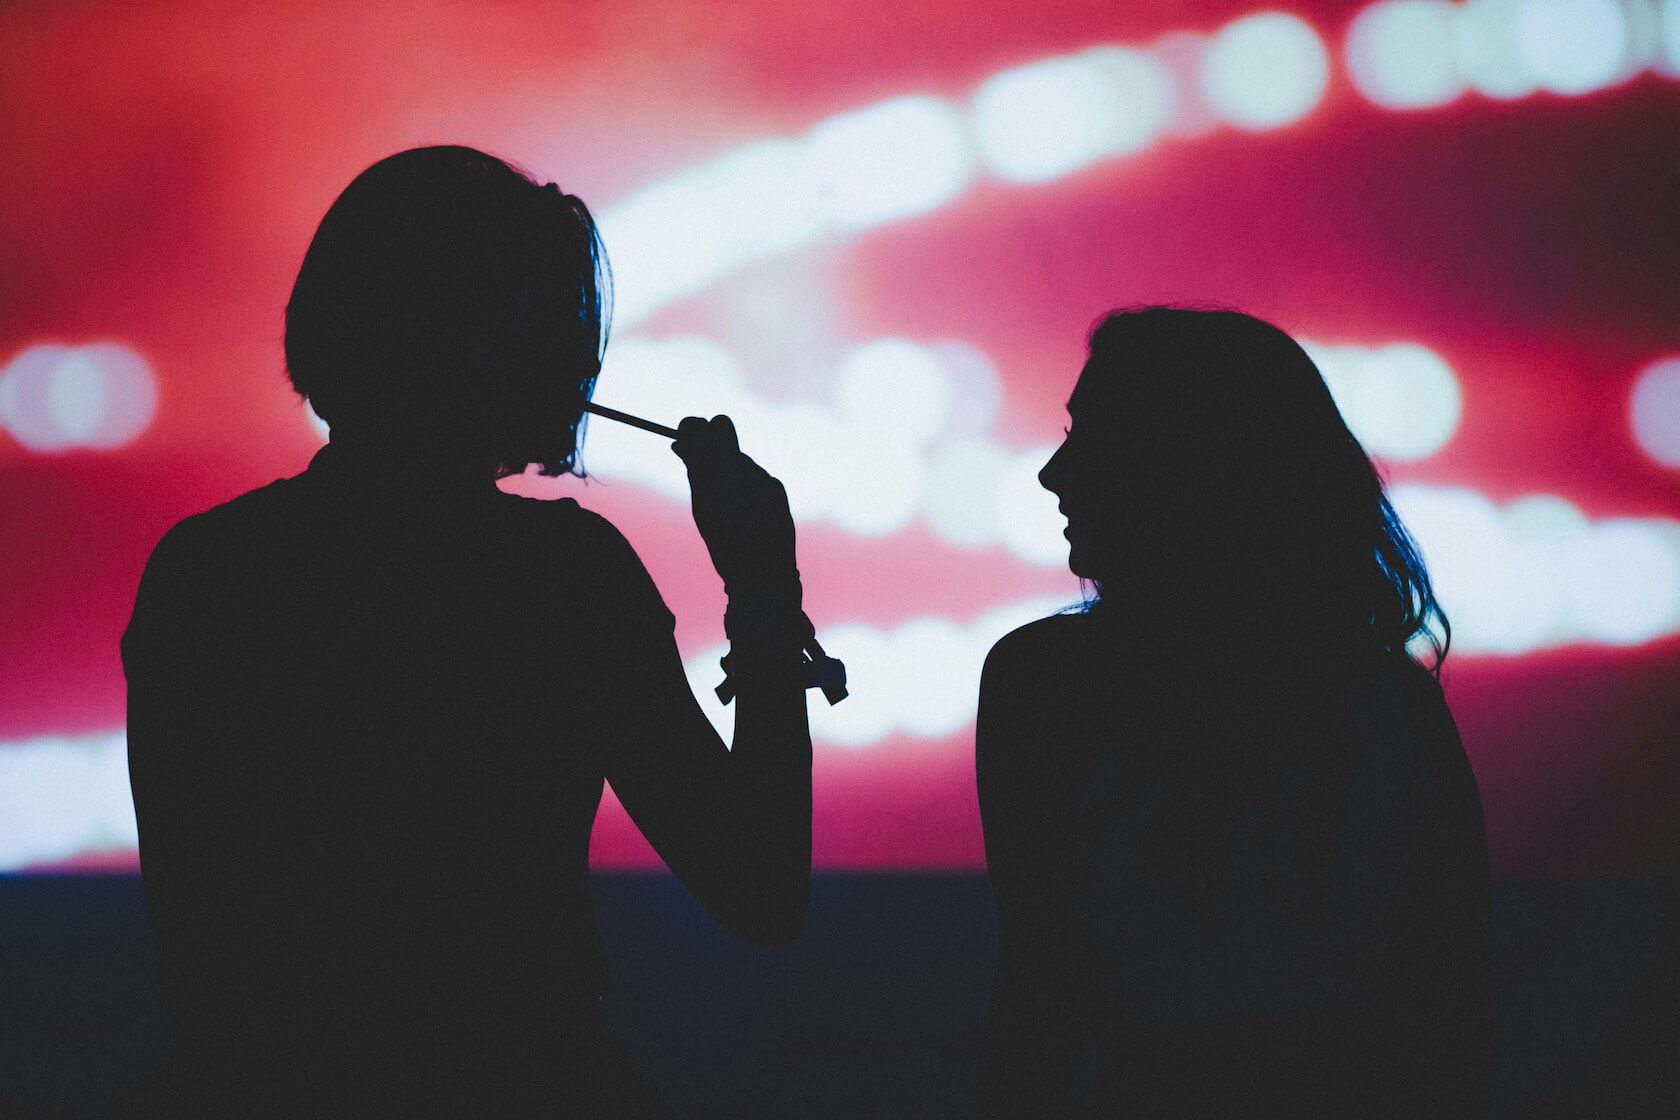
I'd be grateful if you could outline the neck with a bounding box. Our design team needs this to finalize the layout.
[312,431,501,493]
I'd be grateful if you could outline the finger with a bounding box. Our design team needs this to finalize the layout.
[672,415,714,463]
[707,414,740,453]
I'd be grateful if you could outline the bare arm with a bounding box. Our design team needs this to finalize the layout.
[596,415,812,945]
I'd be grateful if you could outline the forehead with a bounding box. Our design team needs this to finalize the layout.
[1067,359,1115,414]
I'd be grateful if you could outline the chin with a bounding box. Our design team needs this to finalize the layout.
[1064,542,1095,581]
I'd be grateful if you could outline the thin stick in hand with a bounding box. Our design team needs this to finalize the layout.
[582,401,682,440]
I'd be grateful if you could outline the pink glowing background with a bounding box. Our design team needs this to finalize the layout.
[3,0,1678,874]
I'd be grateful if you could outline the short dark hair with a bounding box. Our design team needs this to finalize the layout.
[285,145,610,476]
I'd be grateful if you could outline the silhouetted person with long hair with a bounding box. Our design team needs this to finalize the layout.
[122,146,813,1117]
[976,308,1493,1118]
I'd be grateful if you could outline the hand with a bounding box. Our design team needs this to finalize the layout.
[672,415,798,594]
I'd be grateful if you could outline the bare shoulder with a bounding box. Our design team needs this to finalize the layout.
[980,611,1091,701]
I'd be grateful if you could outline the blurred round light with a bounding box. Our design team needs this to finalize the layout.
[702,139,825,260]
[1199,11,1331,130]
[972,57,1113,184]
[834,338,951,446]
[0,732,134,871]
[0,342,158,453]
[1501,494,1592,645]
[1453,0,1542,97]
[1615,0,1664,77]
[1563,519,1680,644]
[1312,341,1461,461]
[928,340,1003,438]
[1353,343,1463,460]
[802,96,973,228]
[1516,0,1630,94]
[890,617,978,737]
[597,178,725,328]
[971,48,1171,184]
[1082,47,1175,155]
[1390,485,1531,653]
[1153,31,1220,136]
[996,446,1069,566]
[923,438,1010,548]
[1629,356,1680,467]
[1346,1,1468,109]
[825,431,926,537]
[1503,493,1590,553]
[758,402,851,524]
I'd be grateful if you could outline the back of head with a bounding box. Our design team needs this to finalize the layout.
[285,145,609,475]
[1070,306,1447,670]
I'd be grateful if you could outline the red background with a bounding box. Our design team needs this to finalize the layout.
[3,0,1677,873]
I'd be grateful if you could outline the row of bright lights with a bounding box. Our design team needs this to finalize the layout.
[1392,485,1680,651]
[600,9,1336,327]
[599,5,1680,329]
[580,334,1465,559]
[0,343,158,452]
[1347,0,1680,109]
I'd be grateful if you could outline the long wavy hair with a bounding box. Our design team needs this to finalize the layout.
[285,145,611,477]
[1073,307,1449,672]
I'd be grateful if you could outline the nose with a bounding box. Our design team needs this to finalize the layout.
[1038,439,1068,498]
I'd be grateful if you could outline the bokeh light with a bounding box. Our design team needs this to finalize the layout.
[1515,0,1631,95]
[1629,356,1680,467]
[1454,0,1544,98]
[1346,1,1468,109]
[0,343,158,452]
[1198,11,1331,130]
[971,48,1172,183]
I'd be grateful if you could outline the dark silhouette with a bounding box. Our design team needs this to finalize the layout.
[122,147,812,1117]
[976,308,1494,1118]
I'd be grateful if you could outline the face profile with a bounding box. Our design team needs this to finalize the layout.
[1036,370,1122,584]
[1033,306,1447,664]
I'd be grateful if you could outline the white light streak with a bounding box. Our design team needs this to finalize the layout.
[970,48,1172,183]
[0,731,135,871]
[0,343,158,453]
[585,333,1465,561]
[1393,485,1680,653]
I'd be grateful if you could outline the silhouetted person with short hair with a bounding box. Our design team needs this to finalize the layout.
[976,308,1494,1118]
[123,146,813,1117]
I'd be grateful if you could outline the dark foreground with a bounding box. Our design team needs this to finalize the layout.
[1,874,1674,1118]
